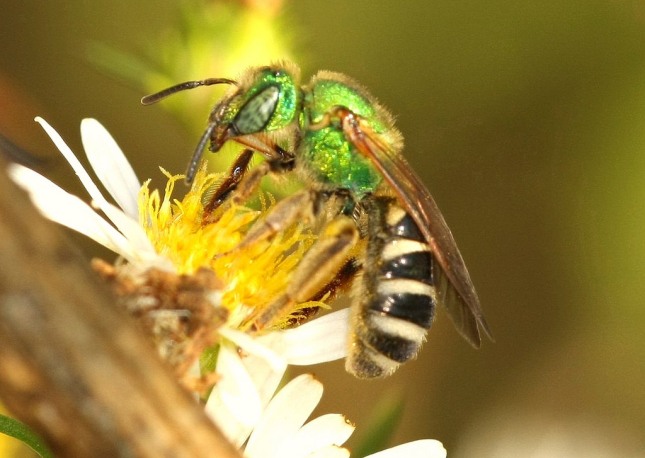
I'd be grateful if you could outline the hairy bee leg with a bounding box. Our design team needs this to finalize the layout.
[308,257,360,303]
[202,149,254,215]
[254,215,359,329]
[286,257,362,326]
[237,189,317,249]
[201,163,274,224]
[228,160,274,206]
[202,145,295,222]
[347,195,437,379]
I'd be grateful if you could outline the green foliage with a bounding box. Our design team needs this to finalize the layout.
[351,390,405,456]
[0,414,54,458]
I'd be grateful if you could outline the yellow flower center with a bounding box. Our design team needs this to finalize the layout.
[138,166,323,330]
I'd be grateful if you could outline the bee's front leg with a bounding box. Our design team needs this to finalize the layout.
[201,144,295,223]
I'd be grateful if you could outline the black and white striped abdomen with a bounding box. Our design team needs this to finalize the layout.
[347,198,436,378]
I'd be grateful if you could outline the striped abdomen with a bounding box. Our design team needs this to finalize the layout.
[347,197,436,378]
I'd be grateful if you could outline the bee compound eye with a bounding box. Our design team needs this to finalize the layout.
[234,86,280,134]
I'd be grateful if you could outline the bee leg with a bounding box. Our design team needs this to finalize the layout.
[347,195,436,379]
[202,144,295,222]
[254,214,359,329]
[228,150,294,208]
[202,148,254,215]
[286,257,361,326]
[230,189,314,249]
[308,257,360,303]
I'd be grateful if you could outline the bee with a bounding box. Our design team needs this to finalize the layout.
[142,61,492,378]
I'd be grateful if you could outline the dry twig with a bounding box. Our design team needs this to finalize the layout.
[0,158,240,457]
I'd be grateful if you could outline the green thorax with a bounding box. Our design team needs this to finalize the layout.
[300,77,386,196]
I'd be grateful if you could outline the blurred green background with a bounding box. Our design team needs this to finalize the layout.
[2,1,645,456]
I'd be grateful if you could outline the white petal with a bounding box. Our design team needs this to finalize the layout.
[205,343,262,447]
[245,374,323,458]
[218,328,289,412]
[219,327,287,373]
[8,164,137,260]
[35,117,146,246]
[242,349,288,412]
[280,414,354,458]
[100,200,158,257]
[364,440,447,458]
[278,308,350,365]
[307,446,350,458]
[36,117,110,205]
[80,118,141,219]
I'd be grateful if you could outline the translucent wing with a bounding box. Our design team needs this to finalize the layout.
[347,117,492,346]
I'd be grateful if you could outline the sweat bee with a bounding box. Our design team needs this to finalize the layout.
[142,61,492,378]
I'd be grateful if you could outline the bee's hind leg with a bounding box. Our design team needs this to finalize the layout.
[252,210,359,330]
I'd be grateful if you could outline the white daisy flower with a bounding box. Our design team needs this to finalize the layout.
[8,117,446,458]
[207,309,351,448]
[9,118,167,269]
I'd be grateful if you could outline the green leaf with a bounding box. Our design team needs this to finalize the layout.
[0,414,55,458]
[200,343,220,374]
[352,389,405,457]
[85,41,153,89]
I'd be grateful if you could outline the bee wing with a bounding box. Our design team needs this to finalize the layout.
[352,122,493,346]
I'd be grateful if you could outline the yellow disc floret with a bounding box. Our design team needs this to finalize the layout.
[138,165,320,330]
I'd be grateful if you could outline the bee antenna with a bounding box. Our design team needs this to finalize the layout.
[140,78,238,105]
[185,121,217,185]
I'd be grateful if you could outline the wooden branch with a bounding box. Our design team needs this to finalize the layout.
[0,159,240,458]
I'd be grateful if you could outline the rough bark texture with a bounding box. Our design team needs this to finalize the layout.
[0,160,240,458]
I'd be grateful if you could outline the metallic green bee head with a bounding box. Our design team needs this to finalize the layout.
[141,62,301,184]
[213,63,300,141]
